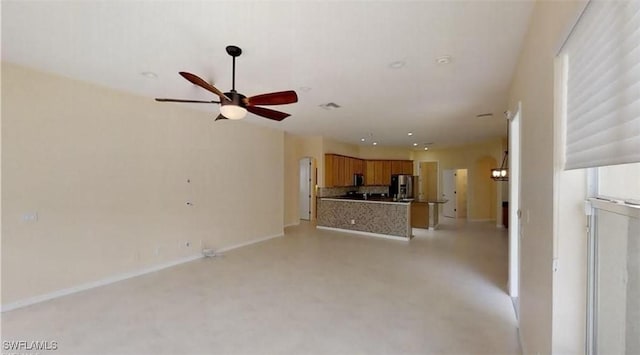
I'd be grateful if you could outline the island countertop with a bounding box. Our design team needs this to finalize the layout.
[320,196,412,205]
[317,197,412,240]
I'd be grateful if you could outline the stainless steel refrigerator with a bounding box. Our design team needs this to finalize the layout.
[390,174,415,199]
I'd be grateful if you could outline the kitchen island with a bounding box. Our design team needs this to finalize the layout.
[317,196,412,240]
[411,199,447,230]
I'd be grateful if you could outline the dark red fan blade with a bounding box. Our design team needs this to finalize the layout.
[246,90,298,106]
[247,106,290,121]
[179,72,230,101]
[155,98,220,104]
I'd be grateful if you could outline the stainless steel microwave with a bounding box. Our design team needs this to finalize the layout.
[353,174,364,186]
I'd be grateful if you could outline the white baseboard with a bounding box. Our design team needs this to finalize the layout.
[284,222,300,228]
[316,226,409,242]
[1,254,202,313]
[467,218,496,223]
[1,232,285,313]
[497,224,505,229]
[216,233,284,253]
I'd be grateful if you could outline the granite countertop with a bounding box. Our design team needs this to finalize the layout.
[413,199,448,204]
[321,196,413,205]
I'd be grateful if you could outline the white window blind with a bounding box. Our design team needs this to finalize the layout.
[562,0,640,170]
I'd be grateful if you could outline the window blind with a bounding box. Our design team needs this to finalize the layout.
[562,0,640,170]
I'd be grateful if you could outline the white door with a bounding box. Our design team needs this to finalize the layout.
[299,158,312,221]
[442,169,456,218]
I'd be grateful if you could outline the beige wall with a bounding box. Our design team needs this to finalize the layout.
[358,146,411,160]
[283,133,322,226]
[412,139,503,221]
[508,1,587,353]
[284,133,301,226]
[322,138,359,158]
[2,63,284,305]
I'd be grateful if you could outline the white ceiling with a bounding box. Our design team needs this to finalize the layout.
[1,1,534,149]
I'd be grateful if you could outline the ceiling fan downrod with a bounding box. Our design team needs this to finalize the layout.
[226,45,242,92]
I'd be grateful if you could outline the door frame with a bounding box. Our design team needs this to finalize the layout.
[298,157,312,221]
[508,104,522,299]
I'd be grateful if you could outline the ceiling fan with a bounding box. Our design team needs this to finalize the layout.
[155,45,298,121]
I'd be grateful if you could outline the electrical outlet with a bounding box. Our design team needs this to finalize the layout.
[184,241,191,248]
[350,219,356,225]
[22,212,38,222]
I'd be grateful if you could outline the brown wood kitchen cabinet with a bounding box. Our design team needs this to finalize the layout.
[369,160,391,185]
[391,161,403,175]
[353,158,364,175]
[391,160,414,176]
[325,154,412,187]
[325,154,335,187]
[373,160,384,185]
[402,160,414,175]
[381,161,392,185]
[345,157,354,186]
[335,155,345,186]
[365,160,375,185]
[325,154,363,187]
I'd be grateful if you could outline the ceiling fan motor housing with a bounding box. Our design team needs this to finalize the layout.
[220,91,248,119]
[222,91,246,107]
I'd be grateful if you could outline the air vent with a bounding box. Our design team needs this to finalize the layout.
[476,113,493,118]
[319,102,341,110]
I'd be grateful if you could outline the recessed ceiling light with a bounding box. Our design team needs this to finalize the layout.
[141,71,158,78]
[373,142,378,146]
[389,61,405,69]
[407,132,413,136]
[435,56,452,65]
[361,138,366,142]
[413,143,418,146]
[424,147,429,151]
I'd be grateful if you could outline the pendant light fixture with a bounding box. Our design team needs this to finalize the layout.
[491,116,509,181]
[491,151,508,181]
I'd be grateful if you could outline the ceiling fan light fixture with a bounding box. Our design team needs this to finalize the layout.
[220,105,247,120]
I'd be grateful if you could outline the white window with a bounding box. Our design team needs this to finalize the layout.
[559,1,640,353]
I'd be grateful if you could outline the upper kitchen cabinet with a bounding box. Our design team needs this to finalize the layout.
[325,154,335,187]
[333,155,346,187]
[324,154,412,187]
[381,161,392,185]
[324,154,365,187]
[401,160,414,175]
[353,158,364,175]
[368,160,391,185]
[364,160,374,186]
[391,161,404,175]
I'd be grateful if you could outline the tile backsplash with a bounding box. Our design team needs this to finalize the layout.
[318,185,390,197]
